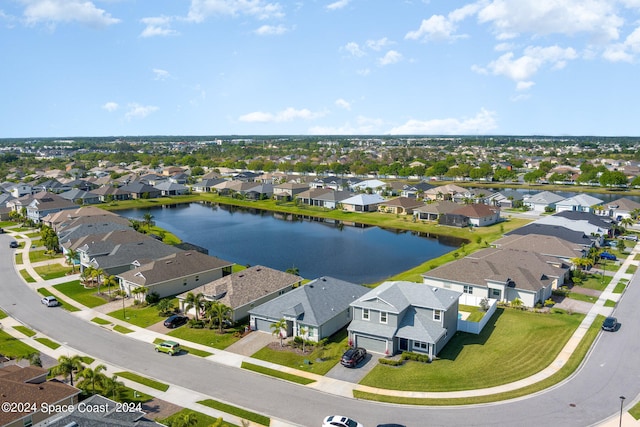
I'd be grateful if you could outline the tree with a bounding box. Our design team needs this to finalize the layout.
[81,266,95,287]
[131,285,148,302]
[104,274,119,298]
[157,298,175,316]
[299,326,308,353]
[285,266,299,276]
[93,267,105,294]
[599,170,628,188]
[102,374,124,401]
[205,301,232,333]
[79,364,107,394]
[65,248,78,273]
[270,318,288,347]
[170,411,199,427]
[52,355,85,386]
[40,225,59,253]
[114,289,128,319]
[142,211,155,232]
[184,292,205,322]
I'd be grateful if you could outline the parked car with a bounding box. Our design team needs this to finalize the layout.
[341,347,367,368]
[602,316,618,332]
[41,296,59,307]
[600,252,617,261]
[9,241,18,248]
[377,424,407,427]
[155,340,181,356]
[164,314,188,329]
[322,415,363,427]
[621,234,638,241]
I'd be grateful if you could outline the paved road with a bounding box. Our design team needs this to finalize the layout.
[2,233,639,427]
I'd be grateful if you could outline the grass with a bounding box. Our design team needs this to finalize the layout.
[167,325,243,350]
[0,330,38,359]
[91,317,112,325]
[630,401,640,420]
[113,324,134,334]
[241,362,315,385]
[580,273,612,291]
[37,287,80,312]
[459,304,487,322]
[160,408,237,427]
[613,282,627,294]
[626,264,637,274]
[34,337,61,349]
[635,253,640,261]
[354,314,604,405]
[604,299,616,307]
[107,301,170,328]
[198,399,270,426]
[113,371,169,392]
[360,308,583,392]
[29,249,63,263]
[251,329,348,375]
[34,263,73,280]
[18,269,36,283]
[81,356,95,364]
[153,338,213,357]
[53,280,109,308]
[0,309,6,319]
[13,325,36,337]
[568,292,599,304]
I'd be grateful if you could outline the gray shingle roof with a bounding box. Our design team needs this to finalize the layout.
[352,281,461,313]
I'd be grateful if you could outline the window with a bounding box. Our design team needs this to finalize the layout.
[413,341,427,350]
[380,311,388,324]
[463,285,473,294]
[491,289,501,297]
[362,308,370,320]
[433,310,442,321]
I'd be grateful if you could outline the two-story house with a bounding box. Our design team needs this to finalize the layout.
[348,281,461,360]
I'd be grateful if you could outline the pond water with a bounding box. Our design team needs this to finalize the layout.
[117,203,462,284]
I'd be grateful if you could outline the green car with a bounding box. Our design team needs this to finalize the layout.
[155,340,181,356]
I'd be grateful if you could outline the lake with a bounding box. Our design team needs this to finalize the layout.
[117,203,462,284]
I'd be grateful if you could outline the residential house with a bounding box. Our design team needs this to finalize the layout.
[0,364,80,427]
[248,276,369,342]
[606,197,640,220]
[192,178,226,193]
[26,191,78,223]
[423,184,467,201]
[31,179,71,194]
[178,265,302,323]
[58,188,101,205]
[244,183,273,200]
[554,193,604,213]
[154,181,188,196]
[310,176,353,191]
[378,196,425,215]
[118,250,233,299]
[273,182,310,201]
[2,183,31,198]
[534,211,614,242]
[401,182,435,199]
[423,247,569,308]
[312,190,353,209]
[486,190,524,208]
[295,188,334,207]
[92,185,131,202]
[340,194,385,212]
[492,233,589,264]
[439,203,500,227]
[505,223,597,249]
[413,201,461,221]
[348,281,461,359]
[522,191,566,213]
[119,182,161,199]
[351,179,388,194]
[233,171,260,182]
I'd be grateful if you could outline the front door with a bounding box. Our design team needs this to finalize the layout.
[399,338,408,352]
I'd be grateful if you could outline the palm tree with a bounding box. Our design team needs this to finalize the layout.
[104,274,119,298]
[102,374,124,401]
[131,285,149,302]
[170,411,199,427]
[184,292,204,322]
[142,211,155,232]
[79,364,107,394]
[81,266,95,287]
[65,248,78,273]
[285,266,299,276]
[299,326,307,353]
[205,301,232,333]
[270,318,288,347]
[114,289,128,318]
[93,268,105,294]
[52,355,85,386]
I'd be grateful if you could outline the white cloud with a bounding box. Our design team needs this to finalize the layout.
[102,102,118,112]
[342,41,366,57]
[335,98,351,110]
[140,16,179,38]
[309,116,386,135]
[254,24,288,35]
[21,0,120,28]
[238,107,326,123]
[187,0,284,23]
[326,0,350,11]
[387,108,498,135]
[477,0,623,43]
[125,103,159,120]
[603,26,640,62]
[153,69,171,81]
[356,68,370,76]
[366,37,392,51]
[405,15,458,42]
[378,50,403,66]
[473,45,577,82]
[516,81,535,91]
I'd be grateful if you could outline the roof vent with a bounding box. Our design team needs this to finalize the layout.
[321,278,326,282]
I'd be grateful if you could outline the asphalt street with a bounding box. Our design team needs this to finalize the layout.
[1,233,639,427]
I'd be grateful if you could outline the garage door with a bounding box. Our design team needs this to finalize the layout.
[254,318,274,333]
[355,335,387,354]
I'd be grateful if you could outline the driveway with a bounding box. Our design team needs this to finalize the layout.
[324,351,381,383]
[225,330,274,356]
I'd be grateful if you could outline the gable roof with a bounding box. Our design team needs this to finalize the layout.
[505,223,595,246]
[556,193,604,207]
[352,280,460,314]
[450,203,499,218]
[607,197,640,211]
[340,193,386,206]
[413,200,461,215]
[492,234,586,259]
[383,196,425,209]
[523,191,565,205]
[248,276,369,326]
[177,265,301,309]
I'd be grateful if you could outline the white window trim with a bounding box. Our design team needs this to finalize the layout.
[380,311,388,324]
[362,308,370,321]
[433,310,441,321]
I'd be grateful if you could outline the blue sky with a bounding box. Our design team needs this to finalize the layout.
[2,0,640,138]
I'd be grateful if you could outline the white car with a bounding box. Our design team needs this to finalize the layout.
[322,415,363,427]
[41,296,59,307]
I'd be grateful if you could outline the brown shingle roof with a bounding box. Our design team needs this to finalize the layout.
[451,203,499,218]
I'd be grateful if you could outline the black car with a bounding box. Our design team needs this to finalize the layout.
[9,241,18,248]
[341,347,367,368]
[164,314,189,329]
[602,316,618,332]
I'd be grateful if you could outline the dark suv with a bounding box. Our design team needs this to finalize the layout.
[341,347,367,368]
[163,314,188,328]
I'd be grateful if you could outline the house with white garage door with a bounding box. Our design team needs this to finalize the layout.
[348,281,461,360]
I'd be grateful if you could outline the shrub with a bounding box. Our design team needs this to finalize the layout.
[479,297,490,311]
[544,298,555,307]
[400,351,432,363]
[378,358,404,366]
[188,319,205,329]
[145,292,160,305]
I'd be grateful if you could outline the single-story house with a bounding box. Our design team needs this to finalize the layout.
[192,178,227,193]
[413,201,461,221]
[378,196,425,215]
[423,184,467,201]
[119,182,161,199]
[348,281,461,359]
[606,198,640,220]
[154,181,189,196]
[555,194,604,213]
[248,276,369,342]
[486,190,524,208]
[118,250,233,299]
[444,203,501,227]
[295,188,334,207]
[273,182,310,201]
[522,191,565,213]
[177,265,302,323]
[340,194,386,212]
[401,182,435,198]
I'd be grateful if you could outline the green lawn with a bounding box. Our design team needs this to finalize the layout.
[630,400,640,420]
[241,362,315,385]
[613,282,627,294]
[152,338,212,357]
[0,309,6,319]
[626,264,637,274]
[113,325,134,334]
[107,301,169,328]
[580,273,612,291]
[18,269,36,283]
[360,308,584,392]
[37,288,80,312]
[459,304,487,322]
[0,330,38,359]
[29,249,63,263]
[34,264,73,280]
[53,280,108,308]
[35,337,61,349]
[604,299,616,307]
[160,409,237,427]
[568,292,599,304]
[91,317,112,325]
[13,325,36,337]
[113,371,169,392]
[198,399,270,426]
[251,329,348,375]
[167,325,242,350]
